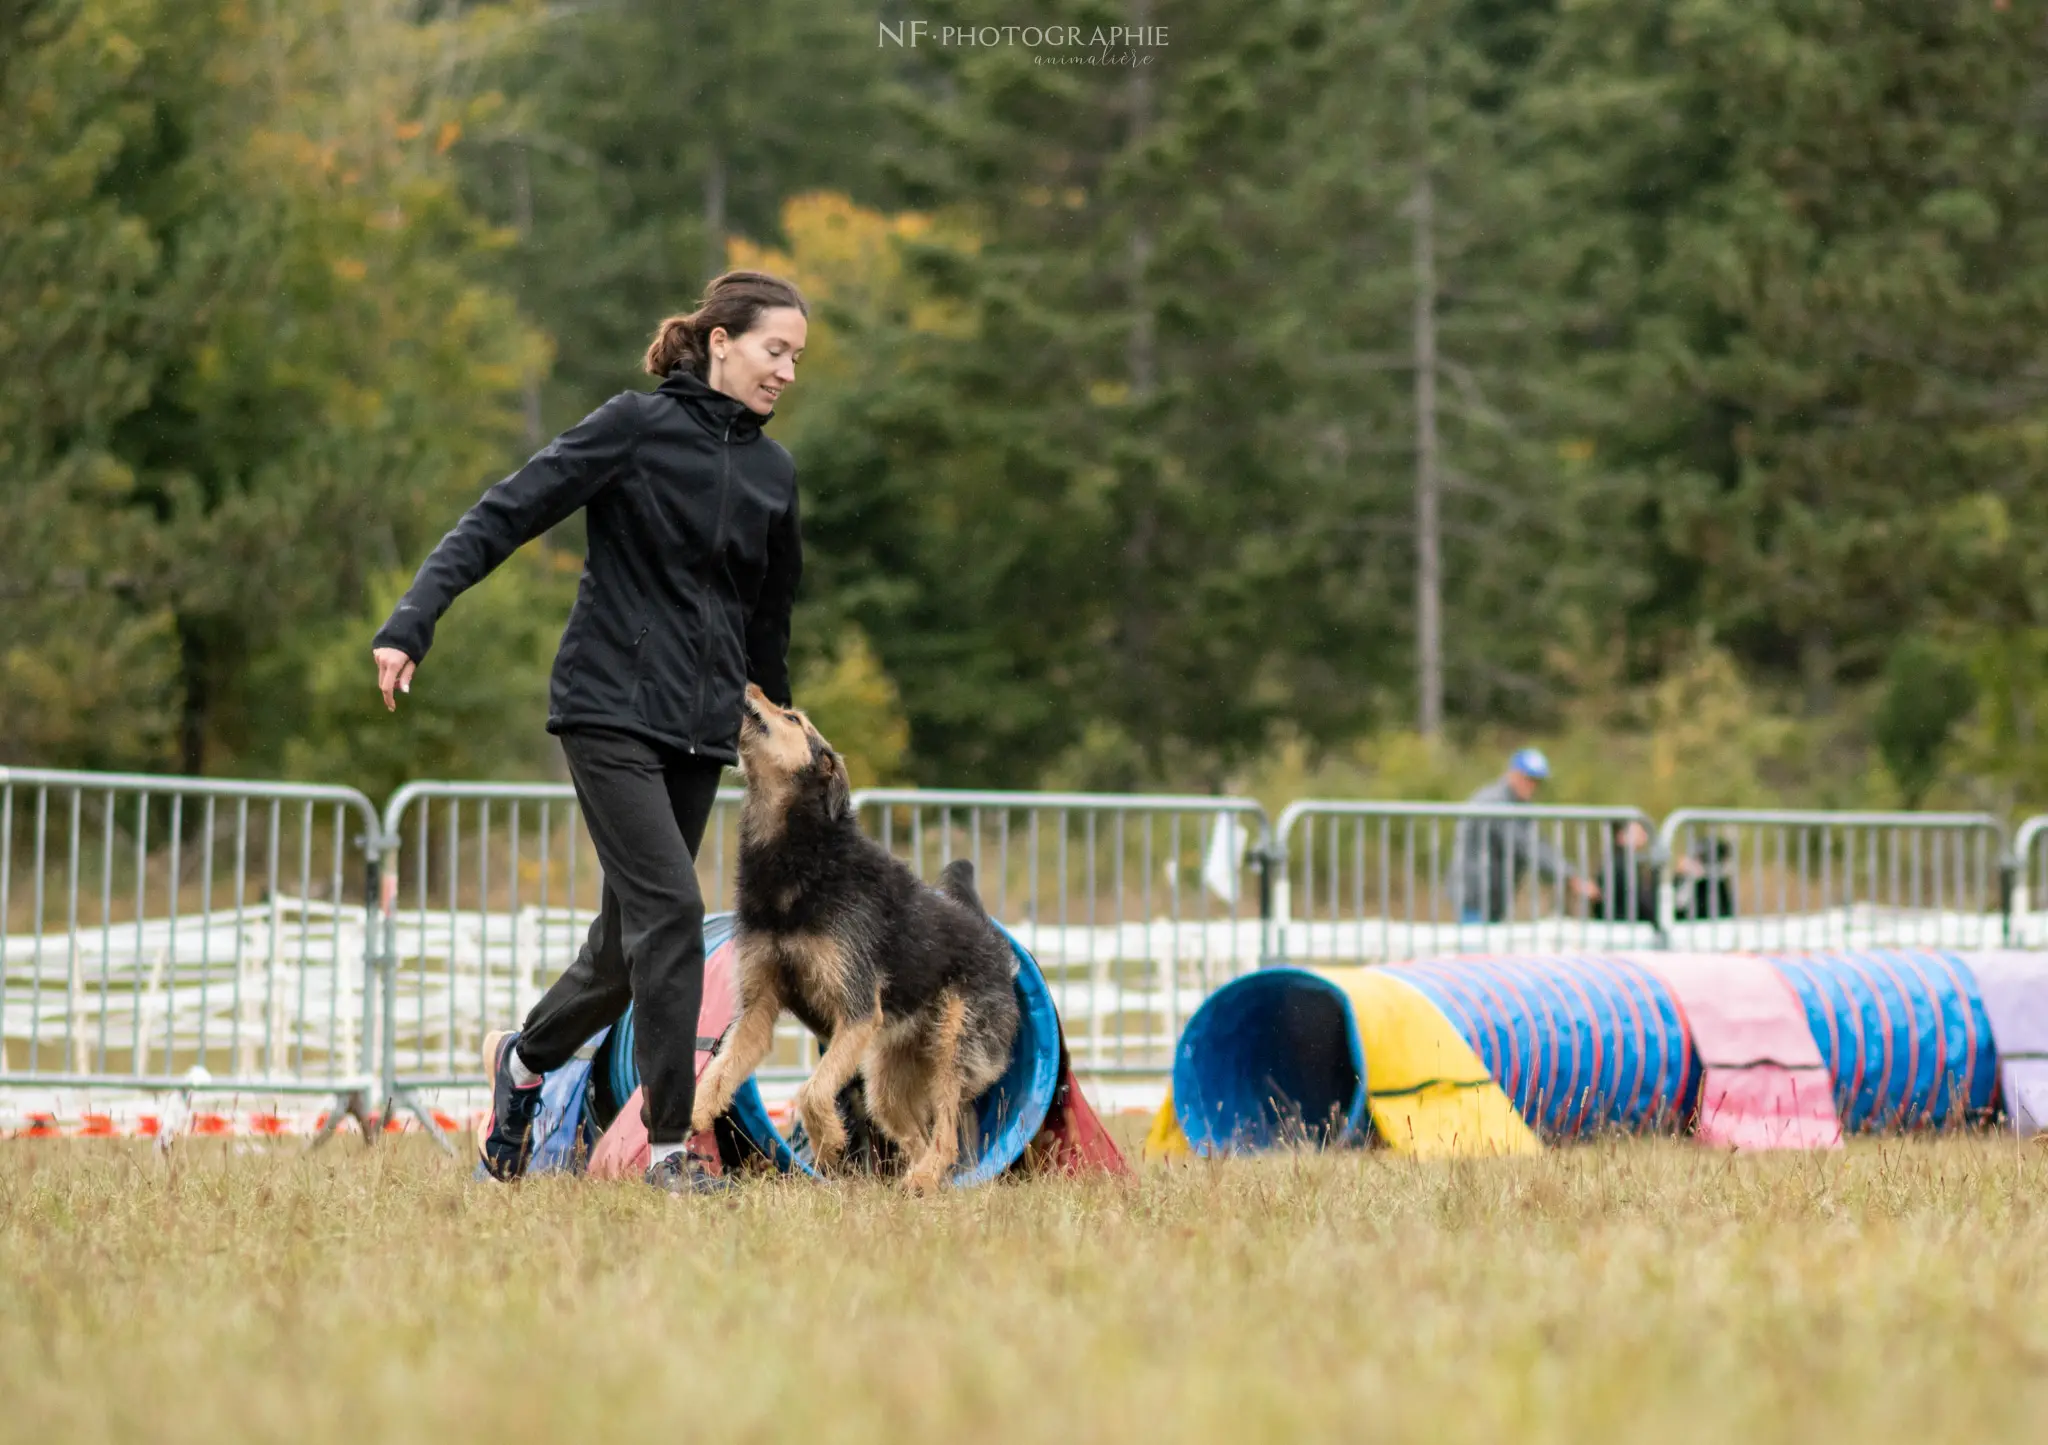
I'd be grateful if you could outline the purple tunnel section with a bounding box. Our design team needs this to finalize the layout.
[1389,955,1700,1138]
[1761,951,1999,1132]
[1950,952,2048,1136]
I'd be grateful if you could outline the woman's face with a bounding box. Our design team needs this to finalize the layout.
[708,306,808,415]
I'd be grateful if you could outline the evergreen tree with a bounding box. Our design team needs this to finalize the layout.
[0,0,541,774]
[1521,0,2048,705]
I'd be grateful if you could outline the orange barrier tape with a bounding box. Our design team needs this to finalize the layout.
[7,1089,817,1141]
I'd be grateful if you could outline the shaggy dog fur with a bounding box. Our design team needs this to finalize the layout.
[690,684,1021,1193]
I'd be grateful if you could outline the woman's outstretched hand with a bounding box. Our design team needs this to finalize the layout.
[373,646,417,712]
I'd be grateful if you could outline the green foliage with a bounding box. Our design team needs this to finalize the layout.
[282,550,578,803]
[1946,627,2048,817]
[790,625,912,791]
[1245,637,1890,821]
[11,0,2048,808]
[0,0,541,776]
[1521,0,2048,695]
[1873,638,1977,807]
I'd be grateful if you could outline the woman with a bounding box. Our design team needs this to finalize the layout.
[371,270,808,1193]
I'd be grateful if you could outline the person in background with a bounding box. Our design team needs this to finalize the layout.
[1450,748,1601,924]
[1588,818,1708,926]
[1596,818,1737,929]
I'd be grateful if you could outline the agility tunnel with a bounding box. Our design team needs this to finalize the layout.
[1168,956,1687,1157]
[1157,949,2048,1158]
[522,911,796,1178]
[529,911,1106,1187]
[1969,952,2048,1134]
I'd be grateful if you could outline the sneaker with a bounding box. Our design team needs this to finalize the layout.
[478,1029,545,1181]
[644,1147,733,1195]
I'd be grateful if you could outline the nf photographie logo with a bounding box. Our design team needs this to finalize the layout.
[879,19,1168,66]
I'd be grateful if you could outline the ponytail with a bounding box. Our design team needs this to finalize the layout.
[642,270,809,380]
[643,315,706,377]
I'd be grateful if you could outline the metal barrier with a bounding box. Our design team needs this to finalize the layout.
[850,789,1273,1074]
[6,758,2045,1126]
[374,779,747,1115]
[2000,813,2048,947]
[1654,809,2008,951]
[1270,800,1659,964]
[0,766,382,1118]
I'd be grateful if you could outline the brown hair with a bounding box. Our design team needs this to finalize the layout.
[643,270,809,379]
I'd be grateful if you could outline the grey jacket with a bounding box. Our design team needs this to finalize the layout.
[1450,777,1579,922]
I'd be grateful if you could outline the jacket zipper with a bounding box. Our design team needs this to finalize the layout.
[688,414,737,753]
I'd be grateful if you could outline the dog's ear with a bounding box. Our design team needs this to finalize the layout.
[817,746,852,820]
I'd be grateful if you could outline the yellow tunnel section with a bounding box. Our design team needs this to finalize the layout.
[1148,965,1539,1160]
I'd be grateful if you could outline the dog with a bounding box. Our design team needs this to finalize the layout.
[689,684,1021,1193]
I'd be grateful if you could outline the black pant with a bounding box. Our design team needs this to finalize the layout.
[515,728,724,1144]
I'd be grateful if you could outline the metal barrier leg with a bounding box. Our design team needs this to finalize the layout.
[308,839,390,1152]
[373,873,457,1158]
[307,1087,376,1151]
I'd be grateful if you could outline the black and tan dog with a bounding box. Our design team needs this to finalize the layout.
[690,684,1020,1193]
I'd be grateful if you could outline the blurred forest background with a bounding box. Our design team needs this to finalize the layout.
[6,0,2048,817]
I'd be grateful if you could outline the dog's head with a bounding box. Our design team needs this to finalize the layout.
[738,682,851,827]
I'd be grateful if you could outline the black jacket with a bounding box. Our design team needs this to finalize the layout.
[373,369,801,764]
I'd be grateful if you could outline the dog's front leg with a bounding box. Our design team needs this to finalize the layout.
[691,981,783,1137]
[794,1012,881,1173]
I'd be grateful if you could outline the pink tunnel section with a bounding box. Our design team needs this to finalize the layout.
[1630,953,1843,1151]
[1962,952,2048,1136]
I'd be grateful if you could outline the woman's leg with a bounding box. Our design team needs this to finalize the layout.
[515,879,628,1074]
[518,728,724,1145]
[516,729,696,1064]
[634,753,724,1144]
[478,740,644,1179]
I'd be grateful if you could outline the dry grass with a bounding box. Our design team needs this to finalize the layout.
[1,1133,2043,1444]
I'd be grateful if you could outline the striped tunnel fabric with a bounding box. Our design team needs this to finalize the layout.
[1389,955,1700,1138]
[1763,951,1999,1131]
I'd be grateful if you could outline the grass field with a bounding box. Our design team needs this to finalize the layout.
[2,1131,2044,1444]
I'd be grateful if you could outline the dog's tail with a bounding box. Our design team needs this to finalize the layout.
[939,859,989,919]
[940,859,1018,978]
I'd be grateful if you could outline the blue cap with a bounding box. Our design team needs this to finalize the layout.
[1509,747,1551,781]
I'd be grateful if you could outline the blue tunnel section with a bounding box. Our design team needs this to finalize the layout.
[1390,955,1699,1137]
[1171,968,1369,1155]
[950,925,1064,1186]
[605,914,1064,1187]
[1764,950,1998,1130]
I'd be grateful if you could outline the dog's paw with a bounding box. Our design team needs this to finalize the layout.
[805,1120,847,1172]
[902,1164,947,1197]
[794,1090,847,1170]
